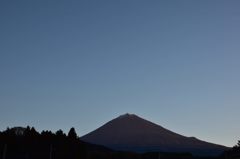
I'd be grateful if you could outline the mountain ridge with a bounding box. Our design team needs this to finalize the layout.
[81,113,228,156]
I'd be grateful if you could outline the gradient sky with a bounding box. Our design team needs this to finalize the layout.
[0,1,240,147]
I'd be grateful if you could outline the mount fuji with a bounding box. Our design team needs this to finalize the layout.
[81,113,228,156]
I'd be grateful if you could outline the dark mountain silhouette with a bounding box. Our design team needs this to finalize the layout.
[81,113,229,156]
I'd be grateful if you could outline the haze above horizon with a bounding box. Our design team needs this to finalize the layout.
[1,1,240,147]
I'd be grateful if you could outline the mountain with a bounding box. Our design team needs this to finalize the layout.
[81,113,228,156]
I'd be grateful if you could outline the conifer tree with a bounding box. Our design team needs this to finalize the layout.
[68,127,77,139]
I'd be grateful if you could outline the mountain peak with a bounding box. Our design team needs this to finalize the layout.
[81,114,228,156]
[118,113,138,118]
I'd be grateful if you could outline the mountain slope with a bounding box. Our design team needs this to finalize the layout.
[81,113,228,156]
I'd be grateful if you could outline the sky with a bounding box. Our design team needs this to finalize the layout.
[0,0,240,147]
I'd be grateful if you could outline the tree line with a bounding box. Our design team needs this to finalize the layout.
[223,140,240,159]
[0,126,86,159]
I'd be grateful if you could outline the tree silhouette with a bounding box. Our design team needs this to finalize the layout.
[237,140,240,147]
[56,129,65,136]
[68,127,77,139]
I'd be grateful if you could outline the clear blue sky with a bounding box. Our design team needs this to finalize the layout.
[0,1,240,147]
